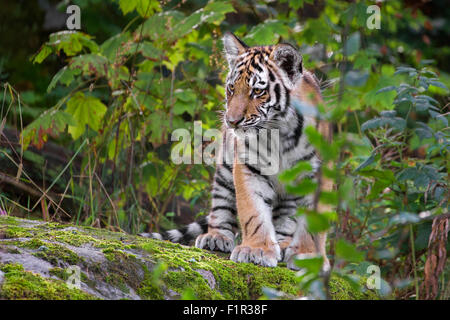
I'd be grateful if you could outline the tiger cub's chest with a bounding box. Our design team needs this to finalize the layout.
[229,105,320,193]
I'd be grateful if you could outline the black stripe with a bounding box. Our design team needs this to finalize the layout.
[244,215,256,235]
[278,107,287,118]
[267,61,289,89]
[275,230,294,237]
[208,224,233,232]
[255,192,273,206]
[292,113,304,144]
[198,217,209,234]
[212,193,233,201]
[245,164,274,190]
[284,195,305,202]
[273,204,297,212]
[300,151,316,161]
[212,205,236,215]
[215,175,235,194]
[269,70,275,81]
[283,113,304,152]
[221,162,233,172]
[245,163,261,175]
[274,83,281,110]
[251,222,263,237]
[284,86,290,109]
[179,225,194,244]
[251,59,263,72]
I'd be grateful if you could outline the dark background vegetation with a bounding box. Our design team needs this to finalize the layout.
[0,0,448,300]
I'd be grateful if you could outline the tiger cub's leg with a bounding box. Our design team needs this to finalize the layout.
[230,162,280,267]
[284,198,330,272]
[285,227,329,272]
[272,197,301,261]
[195,163,237,253]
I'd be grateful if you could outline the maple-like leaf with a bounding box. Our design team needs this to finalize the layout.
[65,92,107,140]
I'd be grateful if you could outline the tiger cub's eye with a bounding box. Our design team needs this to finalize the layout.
[228,84,234,92]
[253,88,264,96]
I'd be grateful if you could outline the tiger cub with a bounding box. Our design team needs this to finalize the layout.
[150,32,331,270]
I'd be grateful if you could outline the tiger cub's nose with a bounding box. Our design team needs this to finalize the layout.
[226,115,244,128]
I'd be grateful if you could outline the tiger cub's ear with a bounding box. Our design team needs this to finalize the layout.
[222,32,248,68]
[271,43,303,84]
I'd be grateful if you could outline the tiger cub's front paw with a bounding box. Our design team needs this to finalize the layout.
[195,231,235,253]
[284,246,330,274]
[230,243,280,267]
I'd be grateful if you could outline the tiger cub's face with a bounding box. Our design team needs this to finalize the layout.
[222,32,304,130]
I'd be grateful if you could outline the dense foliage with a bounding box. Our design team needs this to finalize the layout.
[0,0,448,300]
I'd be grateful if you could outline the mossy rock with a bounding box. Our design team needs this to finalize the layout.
[0,216,379,300]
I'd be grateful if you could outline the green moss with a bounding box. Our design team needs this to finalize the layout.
[102,248,136,262]
[136,239,300,300]
[0,216,20,226]
[136,265,166,299]
[97,248,143,294]
[328,276,380,300]
[20,239,83,266]
[49,267,69,280]
[163,269,222,299]
[0,216,380,300]
[4,246,20,254]
[0,263,97,300]
[0,225,30,239]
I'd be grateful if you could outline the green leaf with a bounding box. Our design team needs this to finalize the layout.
[139,42,163,60]
[173,101,194,116]
[181,287,197,300]
[173,89,197,116]
[119,0,161,17]
[397,164,440,189]
[100,33,132,61]
[359,168,395,183]
[174,89,197,102]
[119,0,136,15]
[354,154,376,172]
[32,45,52,64]
[65,92,107,140]
[429,80,449,91]
[293,255,324,274]
[279,161,313,183]
[47,66,80,93]
[336,239,364,263]
[345,32,360,56]
[304,125,338,161]
[319,191,338,206]
[203,0,235,22]
[362,75,397,111]
[397,167,419,181]
[285,179,317,196]
[361,115,406,132]
[172,1,235,38]
[70,54,109,78]
[45,31,99,57]
[244,20,289,45]
[344,70,368,87]
[21,108,76,149]
[141,11,185,40]
[376,86,396,94]
[353,51,376,70]
[394,66,417,76]
[147,112,169,144]
[305,211,330,233]
[302,18,332,44]
[289,0,305,10]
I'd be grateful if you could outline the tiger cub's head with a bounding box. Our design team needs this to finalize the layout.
[222,32,303,130]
